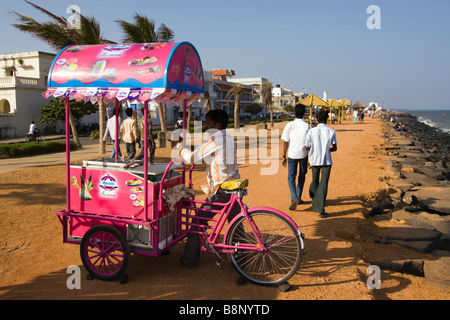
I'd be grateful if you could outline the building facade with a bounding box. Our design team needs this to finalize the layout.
[0,51,57,138]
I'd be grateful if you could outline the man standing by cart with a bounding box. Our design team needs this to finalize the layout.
[120,107,137,160]
[135,106,156,163]
[173,109,241,267]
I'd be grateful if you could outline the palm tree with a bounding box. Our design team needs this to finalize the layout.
[225,83,244,130]
[204,91,212,113]
[260,82,274,127]
[116,13,174,133]
[11,0,115,152]
[116,13,174,43]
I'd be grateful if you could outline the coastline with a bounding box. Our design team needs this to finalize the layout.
[371,111,450,289]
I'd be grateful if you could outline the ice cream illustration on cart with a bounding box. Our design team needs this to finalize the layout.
[71,175,94,200]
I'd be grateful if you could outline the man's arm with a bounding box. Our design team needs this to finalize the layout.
[282,141,289,167]
[178,135,218,164]
[330,132,337,152]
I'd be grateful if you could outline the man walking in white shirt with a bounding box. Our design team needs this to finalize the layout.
[281,104,311,211]
[103,108,122,158]
[305,109,337,218]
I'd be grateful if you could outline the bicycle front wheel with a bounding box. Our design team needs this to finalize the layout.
[226,210,303,286]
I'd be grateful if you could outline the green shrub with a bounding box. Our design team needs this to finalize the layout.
[0,141,77,159]
[90,129,99,140]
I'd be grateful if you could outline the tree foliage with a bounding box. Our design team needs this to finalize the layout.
[40,99,97,124]
[245,103,263,115]
[116,13,174,43]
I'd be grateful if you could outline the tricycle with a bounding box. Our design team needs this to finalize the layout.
[44,42,305,289]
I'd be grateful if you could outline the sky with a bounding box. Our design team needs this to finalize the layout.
[1,0,449,110]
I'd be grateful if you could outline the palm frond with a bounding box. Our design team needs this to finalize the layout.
[157,23,175,42]
[117,13,174,43]
[24,0,67,25]
[11,2,114,49]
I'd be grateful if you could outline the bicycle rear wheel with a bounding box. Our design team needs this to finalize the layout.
[226,210,303,286]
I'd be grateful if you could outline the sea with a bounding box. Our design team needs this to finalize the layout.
[406,110,450,134]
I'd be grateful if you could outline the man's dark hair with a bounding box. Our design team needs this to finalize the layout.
[125,108,133,117]
[206,109,229,129]
[317,109,329,123]
[294,103,306,118]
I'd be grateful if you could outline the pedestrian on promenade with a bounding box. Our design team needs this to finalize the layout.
[135,106,156,163]
[305,109,337,218]
[359,109,365,124]
[120,108,137,160]
[353,109,358,124]
[281,103,311,211]
[103,109,122,158]
[174,109,240,267]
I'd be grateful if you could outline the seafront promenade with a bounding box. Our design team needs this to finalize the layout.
[1,117,449,300]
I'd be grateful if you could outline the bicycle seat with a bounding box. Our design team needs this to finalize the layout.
[220,179,248,191]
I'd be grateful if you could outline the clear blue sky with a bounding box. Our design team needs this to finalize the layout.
[1,0,449,110]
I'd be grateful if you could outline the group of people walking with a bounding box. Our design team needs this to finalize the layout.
[281,104,337,218]
[103,106,156,163]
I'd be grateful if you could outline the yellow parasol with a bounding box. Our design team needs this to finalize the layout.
[327,99,341,124]
[298,94,328,125]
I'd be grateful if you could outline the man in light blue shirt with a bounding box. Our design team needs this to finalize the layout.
[305,109,337,218]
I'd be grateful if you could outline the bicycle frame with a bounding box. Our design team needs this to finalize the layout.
[160,159,304,257]
[180,192,266,254]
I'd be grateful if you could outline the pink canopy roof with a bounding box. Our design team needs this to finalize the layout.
[44,42,204,105]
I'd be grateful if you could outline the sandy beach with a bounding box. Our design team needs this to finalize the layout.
[1,116,449,300]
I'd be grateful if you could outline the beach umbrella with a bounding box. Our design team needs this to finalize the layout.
[327,99,341,124]
[351,101,366,110]
[299,94,328,125]
[340,99,351,121]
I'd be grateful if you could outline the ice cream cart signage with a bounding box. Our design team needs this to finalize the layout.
[45,42,204,104]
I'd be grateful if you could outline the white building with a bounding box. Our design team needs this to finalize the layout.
[0,51,56,138]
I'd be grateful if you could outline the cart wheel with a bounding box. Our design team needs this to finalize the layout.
[80,225,130,281]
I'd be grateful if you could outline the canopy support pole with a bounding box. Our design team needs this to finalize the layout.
[182,100,187,183]
[182,100,187,140]
[144,100,149,221]
[65,97,71,211]
[114,99,120,161]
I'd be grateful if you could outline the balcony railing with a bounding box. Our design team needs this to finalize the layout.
[0,76,42,88]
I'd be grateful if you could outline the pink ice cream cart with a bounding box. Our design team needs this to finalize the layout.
[45,42,305,288]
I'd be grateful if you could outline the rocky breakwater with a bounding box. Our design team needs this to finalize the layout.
[371,112,450,289]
